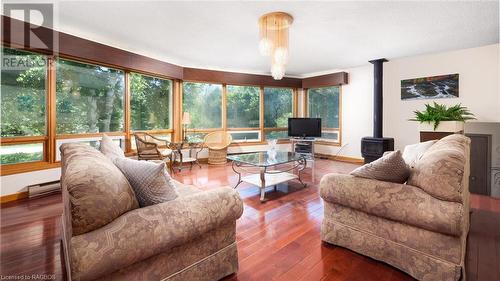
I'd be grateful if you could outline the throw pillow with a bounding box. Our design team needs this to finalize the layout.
[114,158,179,207]
[402,140,436,168]
[60,143,139,235]
[100,134,125,160]
[351,150,410,183]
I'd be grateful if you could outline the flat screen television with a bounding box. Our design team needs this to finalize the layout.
[288,118,322,138]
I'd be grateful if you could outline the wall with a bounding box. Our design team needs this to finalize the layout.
[383,44,500,150]
[1,168,61,196]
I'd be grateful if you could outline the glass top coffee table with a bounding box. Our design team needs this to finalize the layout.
[227,151,307,202]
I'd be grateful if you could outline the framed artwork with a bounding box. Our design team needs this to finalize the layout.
[401,74,459,100]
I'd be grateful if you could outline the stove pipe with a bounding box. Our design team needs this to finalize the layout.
[361,58,394,164]
[369,58,388,138]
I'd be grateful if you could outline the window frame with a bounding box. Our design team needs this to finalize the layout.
[1,46,304,175]
[129,71,174,132]
[262,87,296,143]
[0,47,53,175]
[305,86,342,146]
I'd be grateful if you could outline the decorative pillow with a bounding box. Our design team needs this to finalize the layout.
[114,158,179,207]
[100,134,125,160]
[60,143,139,235]
[402,140,437,168]
[407,134,470,202]
[351,150,410,183]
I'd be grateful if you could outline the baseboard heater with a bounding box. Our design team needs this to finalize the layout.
[28,181,61,199]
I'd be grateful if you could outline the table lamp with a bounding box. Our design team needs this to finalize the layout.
[182,112,191,142]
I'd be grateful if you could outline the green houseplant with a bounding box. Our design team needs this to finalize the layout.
[410,102,476,131]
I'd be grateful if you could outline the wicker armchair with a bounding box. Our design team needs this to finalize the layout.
[204,131,232,165]
[133,132,174,171]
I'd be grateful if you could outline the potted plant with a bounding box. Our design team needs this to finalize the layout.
[411,102,475,132]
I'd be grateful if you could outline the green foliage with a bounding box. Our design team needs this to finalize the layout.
[410,102,476,130]
[1,47,46,137]
[226,85,260,128]
[0,151,43,164]
[183,82,222,129]
[264,88,293,128]
[308,87,340,128]
[130,73,171,130]
[56,58,124,134]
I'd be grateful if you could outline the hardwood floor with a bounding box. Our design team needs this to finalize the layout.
[1,159,500,280]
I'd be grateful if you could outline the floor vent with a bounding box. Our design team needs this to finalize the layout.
[28,181,61,199]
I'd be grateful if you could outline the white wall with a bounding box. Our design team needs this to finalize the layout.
[1,168,61,196]
[383,44,500,150]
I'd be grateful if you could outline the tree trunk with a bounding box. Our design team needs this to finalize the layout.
[101,79,119,132]
[86,91,98,133]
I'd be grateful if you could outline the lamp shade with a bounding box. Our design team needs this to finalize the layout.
[182,112,191,125]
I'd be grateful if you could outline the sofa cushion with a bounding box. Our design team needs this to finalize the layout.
[114,158,178,207]
[402,140,436,168]
[320,173,464,236]
[100,134,125,160]
[407,134,470,202]
[350,150,410,183]
[60,143,139,235]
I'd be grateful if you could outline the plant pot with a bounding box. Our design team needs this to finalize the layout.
[418,121,465,133]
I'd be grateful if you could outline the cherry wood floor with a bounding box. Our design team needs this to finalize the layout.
[1,159,500,281]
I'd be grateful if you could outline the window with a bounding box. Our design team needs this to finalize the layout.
[0,143,44,164]
[264,87,293,128]
[56,136,125,161]
[230,131,260,142]
[226,85,260,128]
[183,82,222,129]
[56,59,125,134]
[308,86,341,142]
[1,47,47,137]
[263,87,293,140]
[1,47,48,166]
[130,73,172,131]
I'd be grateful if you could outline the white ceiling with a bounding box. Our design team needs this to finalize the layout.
[13,1,500,77]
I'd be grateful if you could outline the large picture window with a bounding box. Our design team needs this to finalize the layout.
[1,47,47,166]
[226,85,260,128]
[183,82,222,129]
[1,47,46,137]
[56,59,125,134]
[130,73,172,131]
[264,87,293,140]
[308,86,341,142]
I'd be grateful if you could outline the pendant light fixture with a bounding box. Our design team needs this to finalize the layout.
[258,12,293,80]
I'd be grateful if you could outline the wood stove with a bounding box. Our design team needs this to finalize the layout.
[361,58,394,164]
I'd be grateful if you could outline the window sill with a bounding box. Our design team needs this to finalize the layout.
[1,162,61,176]
[315,140,342,146]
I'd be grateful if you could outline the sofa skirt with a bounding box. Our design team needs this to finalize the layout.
[321,204,463,281]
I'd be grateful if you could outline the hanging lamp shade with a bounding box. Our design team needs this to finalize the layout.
[258,12,293,80]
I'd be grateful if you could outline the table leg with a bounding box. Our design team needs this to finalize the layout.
[260,167,266,202]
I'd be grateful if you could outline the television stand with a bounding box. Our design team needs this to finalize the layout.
[290,138,316,161]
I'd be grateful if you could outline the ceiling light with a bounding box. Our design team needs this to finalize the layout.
[259,12,293,80]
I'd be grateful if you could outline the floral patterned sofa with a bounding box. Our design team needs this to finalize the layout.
[60,143,243,281]
[320,134,471,281]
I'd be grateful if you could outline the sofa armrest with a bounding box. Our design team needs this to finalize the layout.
[320,173,464,237]
[70,187,243,281]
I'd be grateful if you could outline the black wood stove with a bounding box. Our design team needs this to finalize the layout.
[361,58,394,164]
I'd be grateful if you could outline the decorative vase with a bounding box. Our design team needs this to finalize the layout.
[268,139,278,150]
